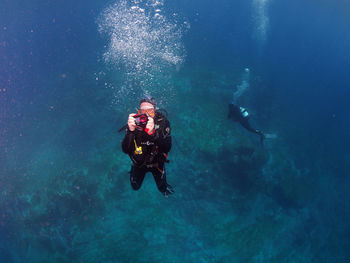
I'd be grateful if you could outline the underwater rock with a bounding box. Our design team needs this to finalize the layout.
[234,145,255,157]
[270,185,301,210]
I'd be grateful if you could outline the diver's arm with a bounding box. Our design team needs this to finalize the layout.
[157,135,172,153]
[156,120,172,153]
[122,129,135,154]
[122,114,137,154]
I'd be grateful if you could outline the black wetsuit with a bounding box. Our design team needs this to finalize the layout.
[228,103,264,143]
[122,112,173,195]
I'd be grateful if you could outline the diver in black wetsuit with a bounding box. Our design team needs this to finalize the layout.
[121,96,174,197]
[228,102,265,144]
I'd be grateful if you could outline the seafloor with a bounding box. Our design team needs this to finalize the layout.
[1,64,348,263]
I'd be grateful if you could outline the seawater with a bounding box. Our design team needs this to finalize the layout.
[1,0,350,262]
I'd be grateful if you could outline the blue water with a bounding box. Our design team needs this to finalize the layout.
[1,0,350,262]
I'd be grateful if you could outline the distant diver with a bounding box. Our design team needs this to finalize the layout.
[229,68,265,144]
[120,96,174,197]
[228,103,265,144]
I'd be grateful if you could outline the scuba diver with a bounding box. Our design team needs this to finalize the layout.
[228,103,265,144]
[229,68,265,144]
[121,96,174,197]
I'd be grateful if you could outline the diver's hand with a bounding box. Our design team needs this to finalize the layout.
[145,117,155,135]
[128,113,136,131]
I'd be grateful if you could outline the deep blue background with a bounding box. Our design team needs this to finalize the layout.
[1,0,350,262]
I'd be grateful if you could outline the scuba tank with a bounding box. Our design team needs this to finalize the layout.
[240,107,249,118]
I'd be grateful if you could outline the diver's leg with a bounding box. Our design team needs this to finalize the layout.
[151,163,174,196]
[151,163,167,193]
[240,119,257,134]
[130,165,147,190]
[240,119,265,144]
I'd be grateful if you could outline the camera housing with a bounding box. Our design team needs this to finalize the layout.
[133,114,148,130]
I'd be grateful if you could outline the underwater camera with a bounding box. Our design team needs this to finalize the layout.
[134,114,148,130]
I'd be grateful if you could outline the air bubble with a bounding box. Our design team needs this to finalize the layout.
[98,0,187,105]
